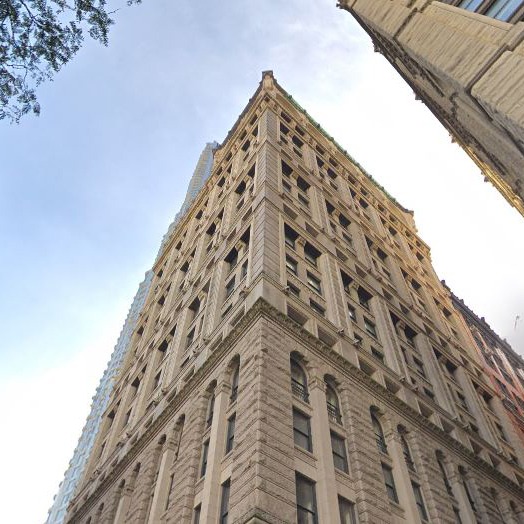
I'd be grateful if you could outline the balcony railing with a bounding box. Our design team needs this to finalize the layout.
[327,402,342,424]
[291,379,309,403]
[376,436,388,454]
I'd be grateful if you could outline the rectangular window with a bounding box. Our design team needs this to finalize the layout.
[459,0,484,12]
[342,232,353,248]
[358,287,372,310]
[200,440,209,477]
[225,247,239,269]
[364,318,377,339]
[371,347,384,362]
[296,176,310,193]
[225,414,236,454]
[307,272,322,294]
[193,505,201,524]
[287,282,301,297]
[412,482,428,521]
[285,224,299,249]
[241,261,248,280]
[123,409,131,427]
[382,463,399,503]
[286,255,298,276]
[293,409,312,452]
[486,0,521,20]
[164,473,174,510]
[298,192,310,208]
[296,473,318,524]
[309,300,325,317]
[225,277,236,298]
[331,432,349,473]
[339,214,350,230]
[339,496,357,524]
[495,423,507,442]
[456,392,469,410]
[186,327,195,348]
[304,243,321,267]
[348,305,357,322]
[153,371,161,390]
[220,479,231,524]
[413,357,426,378]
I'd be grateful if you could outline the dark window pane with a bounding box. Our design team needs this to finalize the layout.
[293,409,312,452]
[226,414,236,454]
[331,432,349,473]
[382,464,398,503]
[220,479,231,524]
[296,474,318,524]
[339,497,357,524]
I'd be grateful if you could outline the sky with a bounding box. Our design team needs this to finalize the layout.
[0,0,523,522]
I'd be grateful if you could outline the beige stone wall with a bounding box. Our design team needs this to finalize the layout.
[66,304,524,523]
[340,0,524,216]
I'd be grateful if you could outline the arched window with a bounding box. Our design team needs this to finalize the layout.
[230,366,239,403]
[370,410,388,454]
[459,466,477,514]
[291,358,309,403]
[326,383,342,424]
[206,392,215,428]
[435,451,453,495]
[398,427,415,471]
[491,489,505,520]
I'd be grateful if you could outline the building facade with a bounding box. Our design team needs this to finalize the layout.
[46,144,217,524]
[452,293,524,452]
[338,0,524,217]
[66,72,524,524]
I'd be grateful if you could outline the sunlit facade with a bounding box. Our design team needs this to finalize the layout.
[65,72,524,524]
[339,0,524,217]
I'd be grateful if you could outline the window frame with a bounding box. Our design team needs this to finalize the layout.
[338,496,357,524]
[293,408,313,452]
[412,482,429,521]
[225,413,236,454]
[220,479,231,524]
[382,463,399,504]
[331,432,349,474]
[295,473,318,524]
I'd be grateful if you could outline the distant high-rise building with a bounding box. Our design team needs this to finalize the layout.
[46,143,217,524]
[45,272,152,524]
[339,0,524,216]
[66,72,524,524]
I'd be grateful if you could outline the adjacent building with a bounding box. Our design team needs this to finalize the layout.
[452,292,524,452]
[338,0,524,216]
[66,72,524,524]
[46,144,217,524]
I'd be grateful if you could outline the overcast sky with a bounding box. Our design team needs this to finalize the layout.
[0,0,522,522]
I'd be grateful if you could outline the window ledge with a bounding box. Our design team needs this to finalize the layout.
[294,446,318,462]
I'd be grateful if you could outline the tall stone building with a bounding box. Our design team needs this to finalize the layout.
[338,0,524,217]
[47,144,217,524]
[66,72,524,524]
